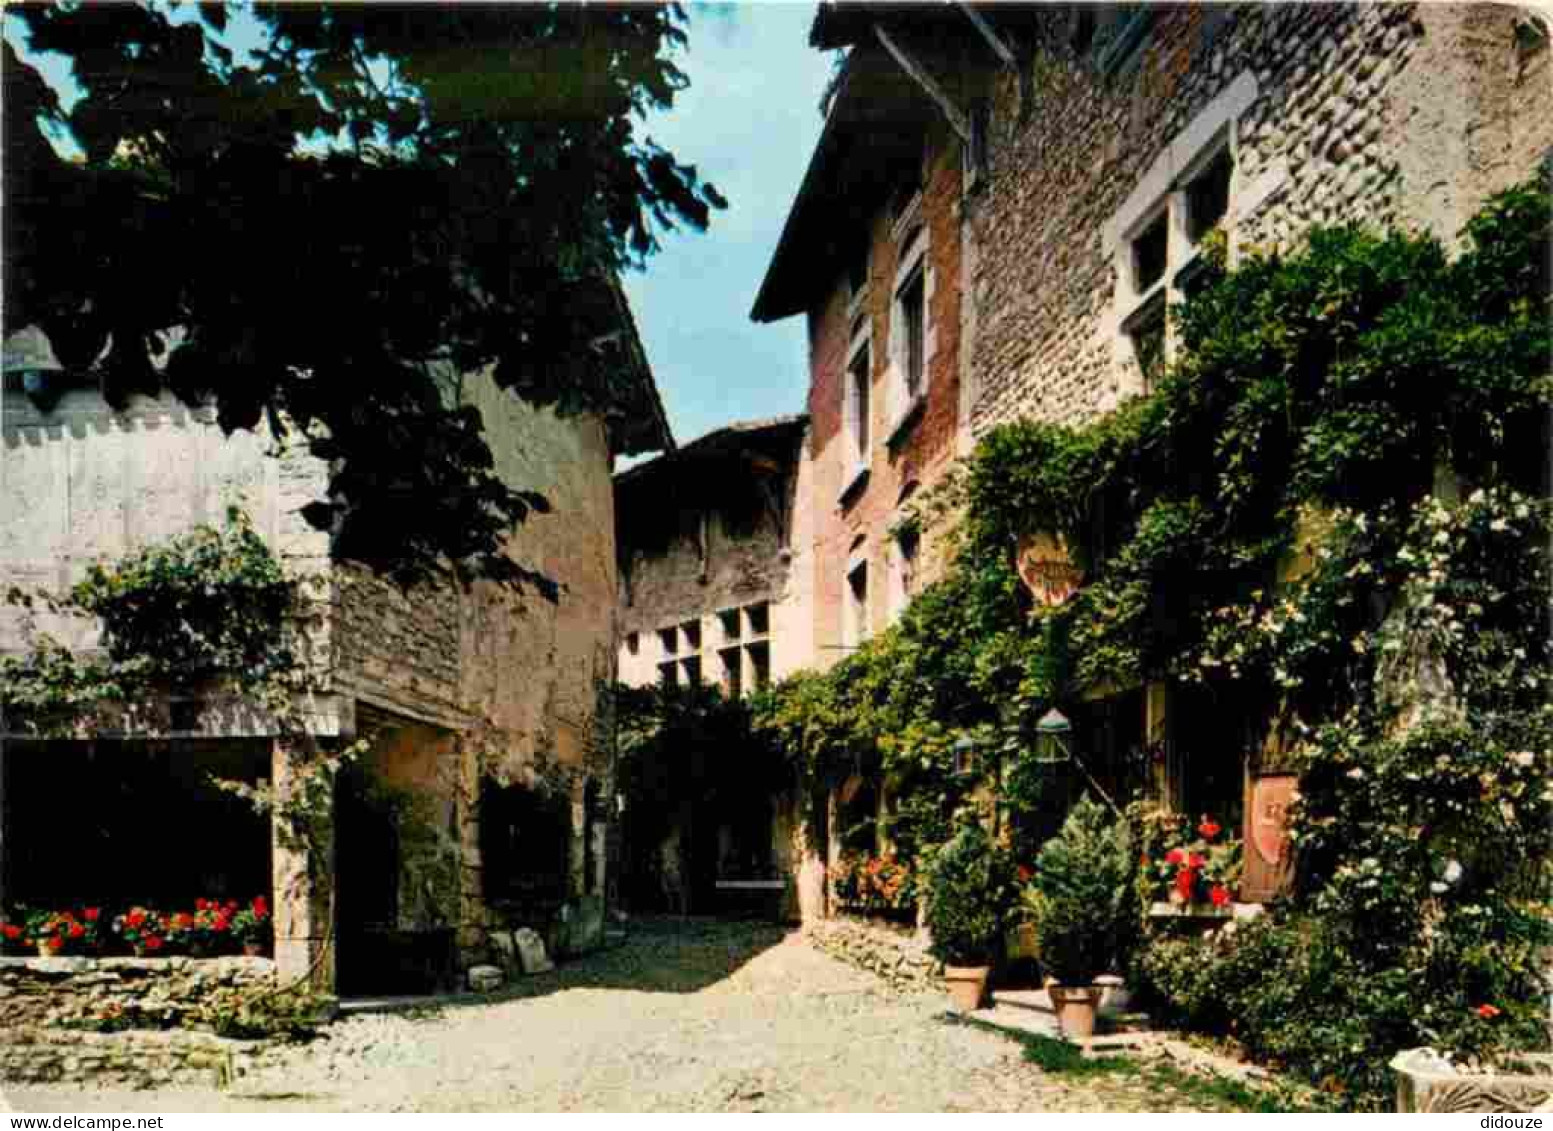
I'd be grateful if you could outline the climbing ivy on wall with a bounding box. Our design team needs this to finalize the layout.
[755,180,1552,1104]
[2,507,302,731]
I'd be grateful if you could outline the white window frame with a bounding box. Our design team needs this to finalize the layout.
[886,222,934,443]
[1103,72,1289,400]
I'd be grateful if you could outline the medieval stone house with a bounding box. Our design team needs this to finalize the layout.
[613,415,809,919]
[756,1,1550,911]
[0,280,672,992]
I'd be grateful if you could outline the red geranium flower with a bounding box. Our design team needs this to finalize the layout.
[1198,819,1222,840]
[1139,855,1150,868]
[196,898,209,911]
[173,912,194,930]
[1165,848,1184,865]
[1210,884,1231,907]
[126,909,146,928]
[1475,1004,1502,1019]
[251,896,269,918]
[83,908,100,922]
[1017,865,1035,883]
[1188,853,1206,869]
[2,924,21,940]
[47,936,63,952]
[1175,868,1196,900]
[68,922,85,938]
[143,936,164,952]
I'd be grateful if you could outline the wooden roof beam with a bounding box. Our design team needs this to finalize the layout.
[874,23,971,145]
[956,2,1018,69]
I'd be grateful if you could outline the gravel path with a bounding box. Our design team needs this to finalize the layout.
[4,920,1218,1112]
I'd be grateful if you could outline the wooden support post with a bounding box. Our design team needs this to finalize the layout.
[271,739,336,992]
[875,24,973,144]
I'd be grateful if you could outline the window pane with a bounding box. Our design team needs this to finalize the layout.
[901,271,925,398]
[1133,213,1168,293]
[850,346,870,457]
[1187,147,1234,243]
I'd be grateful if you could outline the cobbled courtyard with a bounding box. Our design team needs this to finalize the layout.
[4,920,1227,1112]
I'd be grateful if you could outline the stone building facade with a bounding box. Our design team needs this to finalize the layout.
[616,415,808,694]
[959,2,1552,437]
[613,416,808,920]
[0,280,672,992]
[755,0,1551,913]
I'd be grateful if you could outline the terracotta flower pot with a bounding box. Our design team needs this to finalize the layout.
[243,942,264,957]
[944,964,991,1012]
[1048,984,1103,1038]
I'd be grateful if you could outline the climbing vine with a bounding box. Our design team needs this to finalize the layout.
[1,506,363,1001]
[755,180,1552,1105]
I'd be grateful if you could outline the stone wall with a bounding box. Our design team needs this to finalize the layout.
[0,955,278,1032]
[0,367,342,735]
[615,420,804,692]
[967,2,1552,438]
[803,915,941,994]
[0,1028,272,1090]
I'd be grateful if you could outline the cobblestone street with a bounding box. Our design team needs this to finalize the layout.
[3,920,1227,1112]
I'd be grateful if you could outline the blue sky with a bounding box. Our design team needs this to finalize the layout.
[4,3,834,455]
[625,3,834,450]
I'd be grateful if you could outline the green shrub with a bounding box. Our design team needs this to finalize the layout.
[1024,796,1137,985]
[924,824,1017,965]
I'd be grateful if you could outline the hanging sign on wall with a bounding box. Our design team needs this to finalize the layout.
[1015,531,1085,608]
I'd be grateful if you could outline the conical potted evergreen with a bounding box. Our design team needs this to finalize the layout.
[925,825,1017,1012]
[1023,797,1136,1039]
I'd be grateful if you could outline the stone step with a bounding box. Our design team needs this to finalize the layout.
[991,987,1056,1014]
[969,1003,1061,1040]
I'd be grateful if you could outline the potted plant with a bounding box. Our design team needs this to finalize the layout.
[1023,797,1136,1038]
[25,908,100,957]
[1139,810,1242,916]
[925,825,1017,1012]
[114,907,168,956]
[194,898,240,955]
[232,895,271,957]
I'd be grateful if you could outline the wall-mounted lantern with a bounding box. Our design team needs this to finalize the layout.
[1032,706,1123,817]
[951,733,980,777]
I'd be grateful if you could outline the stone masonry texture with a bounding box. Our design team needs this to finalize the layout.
[966,2,1552,438]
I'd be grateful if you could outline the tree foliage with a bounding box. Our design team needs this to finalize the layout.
[3,2,724,586]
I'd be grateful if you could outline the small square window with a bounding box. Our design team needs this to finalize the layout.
[719,608,741,644]
[720,646,742,699]
[625,632,640,656]
[746,641,771,691]
[681,620,701,653]
[658,627,678,657]
[1133,212,1168,293]
[1186,147,1234,243]
[745,601,769,637]
[681,656,701,686]
[658,660,678,688]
